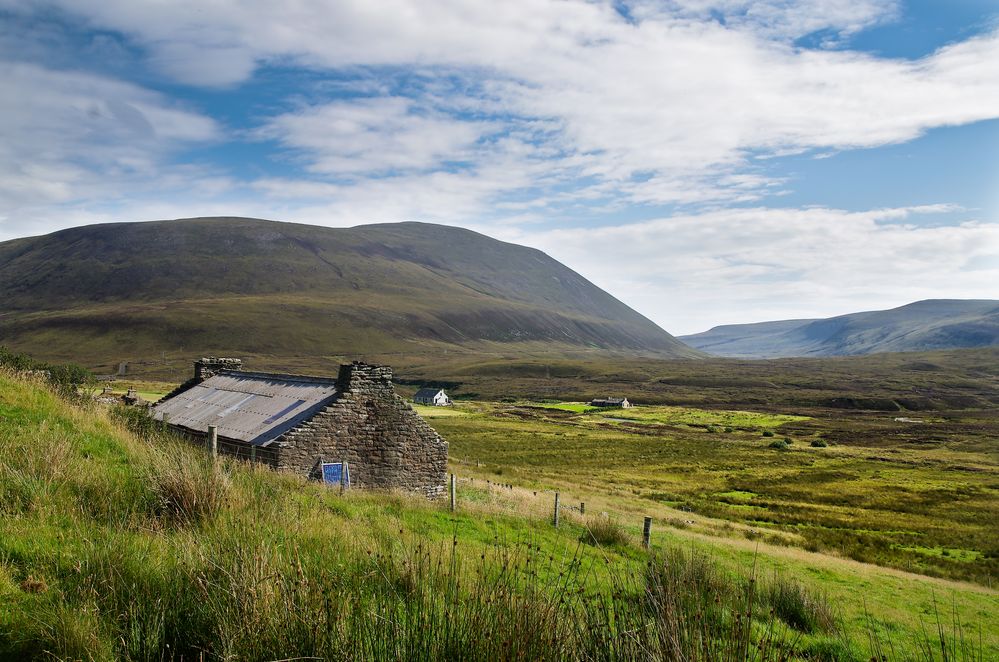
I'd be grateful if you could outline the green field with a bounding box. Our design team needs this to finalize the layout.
[434,401,999,586]
[536,401,601,413]
[588,404,809,429]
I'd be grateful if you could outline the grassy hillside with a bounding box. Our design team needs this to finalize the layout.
[1,372,996,660]
[385,346,999,412]
[680,300,999,358]
[0,217,699,369]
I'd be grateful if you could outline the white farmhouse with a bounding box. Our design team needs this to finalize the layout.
[413,387,452,406]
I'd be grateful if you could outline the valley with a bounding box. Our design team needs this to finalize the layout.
[1,218,997,660]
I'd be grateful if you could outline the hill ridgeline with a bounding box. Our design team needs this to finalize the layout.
[0,217,698,367]
[680,299,999,358]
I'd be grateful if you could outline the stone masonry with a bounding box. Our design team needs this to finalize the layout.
[272,362,448,497]
[194,356,243,380]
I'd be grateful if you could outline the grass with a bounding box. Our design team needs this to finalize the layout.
[1,371,996,660]
[434,401,999,586]
[579,515,631,547]
[590,405,808,430]
[537,402,601,413]
[412,404,471,418]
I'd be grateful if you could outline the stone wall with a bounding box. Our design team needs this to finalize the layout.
[194,356,243,381]
[272,362,448,497]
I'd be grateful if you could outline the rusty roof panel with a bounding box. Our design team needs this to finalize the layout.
[151,371,338,445]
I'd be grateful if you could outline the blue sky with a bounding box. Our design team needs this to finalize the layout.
[0,0,997,334]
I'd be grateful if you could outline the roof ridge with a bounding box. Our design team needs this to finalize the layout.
[218,369,339,385]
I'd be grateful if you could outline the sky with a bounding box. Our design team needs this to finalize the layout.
[1,0,997,335]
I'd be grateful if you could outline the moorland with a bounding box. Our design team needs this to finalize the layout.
[1,366,997,660]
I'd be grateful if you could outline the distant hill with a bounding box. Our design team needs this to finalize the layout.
[0,217,698,370]
[680,300,999,358]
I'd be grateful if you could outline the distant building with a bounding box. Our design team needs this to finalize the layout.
[590,397,632,408]
[122,387,147,406]
[151,359,448,497]
[413,387,452,406]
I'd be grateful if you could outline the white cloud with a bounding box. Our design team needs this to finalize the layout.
[257,97,488,176]
[0,60,219,238]
[5,1,999,216]
[498,206,999,334]
[632,0,900,41]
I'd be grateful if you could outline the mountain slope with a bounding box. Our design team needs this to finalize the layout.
[680,300,999,358]
[0,217,698,368]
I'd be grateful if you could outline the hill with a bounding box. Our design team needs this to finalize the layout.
[680,299,999,358]
[0,217,698,372]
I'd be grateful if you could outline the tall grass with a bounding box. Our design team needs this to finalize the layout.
[762,573,837,635]
[147,447,231,526]
[579,515,631,547]
[0,371,990,661]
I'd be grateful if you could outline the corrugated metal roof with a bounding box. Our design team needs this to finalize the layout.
[152,371,338,446]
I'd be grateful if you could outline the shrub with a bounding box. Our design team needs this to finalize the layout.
[762,430,775,437]
[111,404,166,441]
[783,437,793,444]
[724,426,734,433]
[580,516,630,547]
[768,440,791,450]
[0,345,36,371]
[810,439,828,448]
[0,346,94,397]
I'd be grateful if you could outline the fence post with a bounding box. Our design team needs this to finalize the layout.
[580,502,585,515]
[208,425,218,458]
[643,516,653,549]
[250,445,257,463]
[161,412,170,428]
[553,492,560,528]
[450,473,456,512]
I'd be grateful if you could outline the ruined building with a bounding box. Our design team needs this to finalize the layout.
[151,359,448,497]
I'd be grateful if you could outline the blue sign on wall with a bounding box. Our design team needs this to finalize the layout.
[321,462,350,488]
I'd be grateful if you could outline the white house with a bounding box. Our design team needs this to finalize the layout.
[413,387,452,406]
[590,397,631,408]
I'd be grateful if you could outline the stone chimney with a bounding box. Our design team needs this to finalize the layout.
[194,357,243,381]
[336,361,393,393]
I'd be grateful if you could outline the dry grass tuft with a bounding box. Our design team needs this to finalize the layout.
[149,449,231,526]
[763,573,837,634]
[20,575,48,594]
[579,515,630,547]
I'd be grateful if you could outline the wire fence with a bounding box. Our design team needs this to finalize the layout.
[449,474,655,548]
[165,423,656,546]
[170,425,280,468]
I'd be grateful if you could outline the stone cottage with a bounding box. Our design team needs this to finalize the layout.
[151,359,448,497]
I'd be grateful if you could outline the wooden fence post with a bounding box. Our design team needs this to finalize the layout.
[341,460,349,494]
[553,492,560,528]
[643,516,653,549]
[208,425,218,458]
[250,446,257,463]
[450,473,456,512]
[580,502,585,515]
[161,412,170,427]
